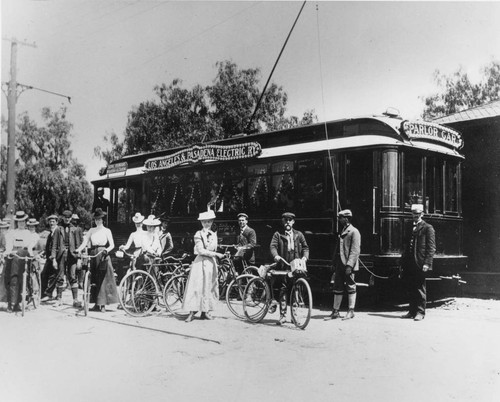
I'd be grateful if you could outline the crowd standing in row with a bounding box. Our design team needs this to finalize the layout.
[0,201,435,323]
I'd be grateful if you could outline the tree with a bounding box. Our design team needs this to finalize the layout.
[95,60,317,161]
[1,107,93,226]
[422,60,500,120]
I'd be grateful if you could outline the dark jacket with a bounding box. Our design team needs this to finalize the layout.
[403,220,436,270]
[51,224,84,260]
[270,229,309,268]
[236,226,257,264]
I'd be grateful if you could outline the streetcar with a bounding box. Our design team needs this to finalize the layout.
[93,111,466,298]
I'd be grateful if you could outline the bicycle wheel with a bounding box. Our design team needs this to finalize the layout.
[243,277,271,323]
[83,270,91,316]
[21,270,28,317]
[119,270,158,317]
[163,274,189,319]
[242,265,259,277]
[218,265,230,300]
[226,274,257,319]
[290,277,313,329]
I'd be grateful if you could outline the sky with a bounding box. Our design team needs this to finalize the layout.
[2,0,500,182]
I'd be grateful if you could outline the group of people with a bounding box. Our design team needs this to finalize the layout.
[1,200,436,323]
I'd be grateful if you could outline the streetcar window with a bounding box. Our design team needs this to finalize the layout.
[404,153,423,209]
[271,161,295,212]
[247,163,269,213]
[445,160,459,212]
[382,151,399,209]
[297,158,325,215]
[425,157,443,214]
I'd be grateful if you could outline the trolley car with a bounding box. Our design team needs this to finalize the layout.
[93,111,466,297]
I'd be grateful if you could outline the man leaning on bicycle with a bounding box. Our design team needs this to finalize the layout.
[270,212,309,326]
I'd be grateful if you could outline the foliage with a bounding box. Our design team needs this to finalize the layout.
[422,60,500,120]
[95,60,317,162]
[1,107,93,227]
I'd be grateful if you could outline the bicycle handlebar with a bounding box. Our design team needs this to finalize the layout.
[7,254,35,261]
[117,248,142,258]
[78,249,106,259]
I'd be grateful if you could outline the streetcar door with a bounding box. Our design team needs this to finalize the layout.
[340,152,375,254]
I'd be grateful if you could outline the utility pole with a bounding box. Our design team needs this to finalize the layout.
[3,37,36,219]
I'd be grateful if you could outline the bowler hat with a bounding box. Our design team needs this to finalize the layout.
[198,210,216,221]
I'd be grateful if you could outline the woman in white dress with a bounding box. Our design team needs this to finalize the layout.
[76,208,118,312]
[183,210,224,322]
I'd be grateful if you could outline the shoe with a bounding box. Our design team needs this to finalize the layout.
[414,313,425,321]
[90,305,101,312]
[401,312,414,319]
[73,301,82,308]
[202,312,214,320]
[54,298,62,307]
[276,315,286,326]
[342,309,355,320]
[12,304,21,312]
[41,296,52,302]
[324,310,341,321]
[99,305,106,313]
[6,305,13,313]
[268,300,278,314]
[185,312,195,323]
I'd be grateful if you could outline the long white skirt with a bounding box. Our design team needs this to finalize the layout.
[182,255,219,312]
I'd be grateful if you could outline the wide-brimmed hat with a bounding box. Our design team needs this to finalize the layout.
[411,204,424,214]
[26,218,39,226]
[132,212,145,223]
[0,220,9,228]
[71,214,80,220]
[93,208,107,219]
[14,211,28,221]
[198,210,216,221]
[338,209,352,218]
[143,214,161,226]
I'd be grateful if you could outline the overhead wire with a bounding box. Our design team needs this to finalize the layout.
[315,3,341,214]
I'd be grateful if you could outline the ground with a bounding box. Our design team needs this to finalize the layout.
[0,295,499,402]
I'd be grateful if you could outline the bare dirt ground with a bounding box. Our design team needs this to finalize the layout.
[1,294,499,402]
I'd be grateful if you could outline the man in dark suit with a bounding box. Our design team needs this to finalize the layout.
[41,215,60,301]
[401,204,436,321]
[52,210,84,307]
[233,213,257,274]
[92,188,110,213]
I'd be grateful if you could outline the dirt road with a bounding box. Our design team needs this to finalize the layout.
[1,297,499,402]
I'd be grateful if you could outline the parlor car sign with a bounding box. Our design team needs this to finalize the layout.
[144,142,262,171]
[401,120,463,150]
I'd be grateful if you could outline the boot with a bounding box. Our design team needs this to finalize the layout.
[342,293,356,320]
[324,309,341,320]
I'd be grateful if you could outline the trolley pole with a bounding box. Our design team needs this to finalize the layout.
[3,37,36,219]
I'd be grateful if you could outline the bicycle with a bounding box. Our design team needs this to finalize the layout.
[242,257,313,329]
[7,253,40,317]
[217,244,260,319]
[79,249,106,316]
[119,253,190,317]
[217,244,259,297]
